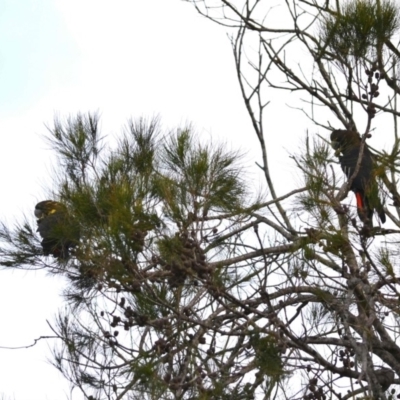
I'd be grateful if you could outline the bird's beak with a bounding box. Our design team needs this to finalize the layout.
[331,140,340,150]
[34,208,44,218]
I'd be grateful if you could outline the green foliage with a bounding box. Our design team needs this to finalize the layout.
[294,136,334,225]
[378,248,395,276]
[251,333,284,379]
[0,221,43,268]
[48,112,102,185]
[157,128,246,223]
[0,113,260,399]
[321,0,400,61]
[0,113,252,293]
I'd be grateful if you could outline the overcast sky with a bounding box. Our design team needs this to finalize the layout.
[0,1,325,399]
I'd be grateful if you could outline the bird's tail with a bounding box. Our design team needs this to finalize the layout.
[376,202,386,224]
[355,192,373,226]
[355,191,386,225]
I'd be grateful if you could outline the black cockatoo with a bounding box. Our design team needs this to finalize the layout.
[330,130,386,226]
[35,200,80,259]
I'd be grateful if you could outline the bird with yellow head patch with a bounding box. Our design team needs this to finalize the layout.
[35,200,79,259]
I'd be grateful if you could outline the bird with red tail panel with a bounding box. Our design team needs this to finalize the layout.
[330,130,386,227]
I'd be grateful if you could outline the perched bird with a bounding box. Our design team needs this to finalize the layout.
[35,200,79,259]
[330,130,386,226]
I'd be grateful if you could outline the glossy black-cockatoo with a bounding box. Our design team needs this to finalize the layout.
[35,200,80,259]
[330,130,386,226]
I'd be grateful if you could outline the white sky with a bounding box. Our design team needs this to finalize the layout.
[0,0,343,399]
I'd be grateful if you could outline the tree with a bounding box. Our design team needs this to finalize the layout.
[1,1,400,400]
[1,114,265,400]
[182,0,400,399]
